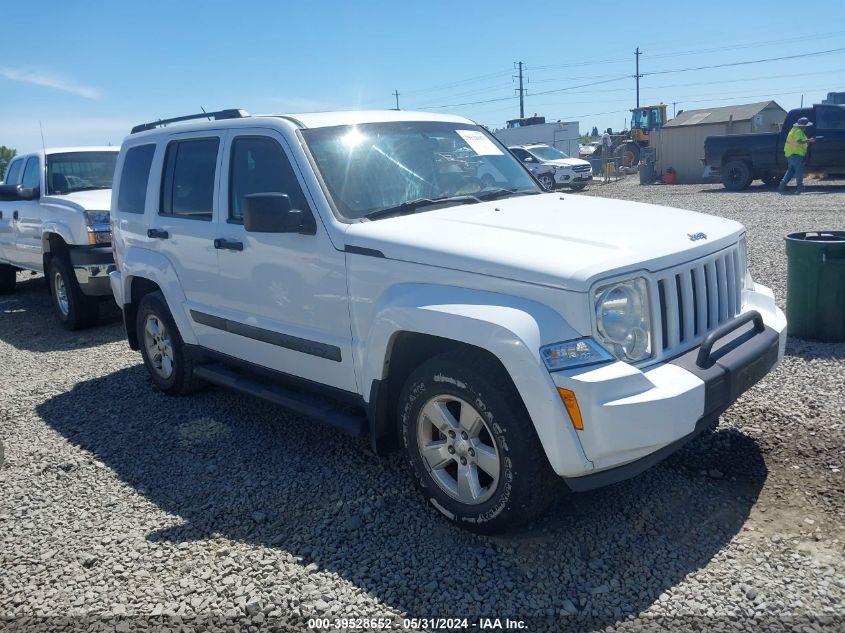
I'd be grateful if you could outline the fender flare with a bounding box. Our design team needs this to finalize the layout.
[41,225,77,252]
[118,247,197,345]
[359,284,593,476]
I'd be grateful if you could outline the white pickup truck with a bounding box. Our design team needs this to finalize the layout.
[110,109,786,533]
[0,147,118,328]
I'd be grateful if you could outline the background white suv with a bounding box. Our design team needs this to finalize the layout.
[110,108,785,533]
[510,143,593,191]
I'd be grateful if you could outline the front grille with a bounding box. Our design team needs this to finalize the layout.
[655,245,743,355]
[572,164,591,173]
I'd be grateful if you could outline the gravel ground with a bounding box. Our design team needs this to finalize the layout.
[1,177,844,632]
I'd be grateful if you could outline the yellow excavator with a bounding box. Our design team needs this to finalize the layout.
[614,103,669,167]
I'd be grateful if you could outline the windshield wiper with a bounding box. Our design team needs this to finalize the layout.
[362,195,481,221]
[477,188,540,201]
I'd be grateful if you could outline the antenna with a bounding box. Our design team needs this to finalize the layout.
[39,121,47,153]
[200,106,211,121]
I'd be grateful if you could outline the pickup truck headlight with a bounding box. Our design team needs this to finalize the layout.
[541,338,613,372]
[84,211,111,227]
[594,277,652,363]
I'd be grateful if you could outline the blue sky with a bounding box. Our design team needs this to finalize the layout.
[1,0,844,153]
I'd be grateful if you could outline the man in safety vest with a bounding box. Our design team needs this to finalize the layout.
[778,117,816,194]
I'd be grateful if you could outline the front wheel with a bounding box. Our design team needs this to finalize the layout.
[136,291,204,396]
[0,264,16,295]
[399,351,559,533]
[537,173,556,191]
[49,257,99,330]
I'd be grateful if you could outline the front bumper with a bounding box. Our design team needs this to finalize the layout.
[555,171,593,184]
[69,247,115,297]
[553,287,786,489]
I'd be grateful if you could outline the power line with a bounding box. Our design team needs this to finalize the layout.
[642,47,845,76]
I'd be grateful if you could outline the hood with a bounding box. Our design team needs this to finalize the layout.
[544,157,591,168]
[42,189,112,211]
[344,193,744,291]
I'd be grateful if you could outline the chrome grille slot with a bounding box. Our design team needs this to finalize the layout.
[657,244,744,355]
[572,164,591,173]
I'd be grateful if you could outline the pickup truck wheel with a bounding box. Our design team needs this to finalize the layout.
[722,160,753,191]
[399,351,559,533]
[136,291,204,396]
[0,264,16,295]
[48,257,99,330]
[537,173,556,191]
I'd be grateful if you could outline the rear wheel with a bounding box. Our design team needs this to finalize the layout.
[136,291,204,396]
[0,264,16,295]
[537,173,556,191]
[49,257,99,330]
[722,159,753,191]
[399,351,559,533]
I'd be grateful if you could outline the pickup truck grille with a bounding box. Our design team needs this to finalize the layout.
[654,244,743,356]
[572,164,591,173]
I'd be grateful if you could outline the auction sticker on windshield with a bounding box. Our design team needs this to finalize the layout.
[456,129,503,155]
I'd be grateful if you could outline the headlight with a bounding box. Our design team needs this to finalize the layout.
[594,277,652,363]
[84,210,110,226]
[540,338,613,372]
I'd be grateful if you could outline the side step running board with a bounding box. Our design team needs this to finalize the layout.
[193,363,368,436]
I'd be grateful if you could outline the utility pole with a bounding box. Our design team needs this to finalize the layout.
[513,61,526,119]
[672,101,678,117]
[392,89,400,110]
[634,47,642,108]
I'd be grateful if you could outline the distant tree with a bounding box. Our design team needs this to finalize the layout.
[591,126,599,137]
[579,134,592,143]
[0,146,15,179]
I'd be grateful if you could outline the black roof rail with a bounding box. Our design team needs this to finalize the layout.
[131,109,250,134]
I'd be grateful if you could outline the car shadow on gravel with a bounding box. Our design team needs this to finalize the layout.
[0,274,123,352]
[38,367,767,627]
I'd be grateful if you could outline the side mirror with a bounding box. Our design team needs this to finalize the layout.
[242,192,315,234]
[0,184,38,201]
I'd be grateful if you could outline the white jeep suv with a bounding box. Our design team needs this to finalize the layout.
[110,109,786,532]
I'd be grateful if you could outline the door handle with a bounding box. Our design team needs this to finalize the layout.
[13,211,18,220]
[213,238,244,251]
[147,228,169,239]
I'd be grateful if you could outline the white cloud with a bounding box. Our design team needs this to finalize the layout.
[0,68,102,100]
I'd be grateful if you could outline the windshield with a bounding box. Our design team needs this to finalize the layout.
[301,121,540,220]
[527,145,569,161]
[46,151,118,195]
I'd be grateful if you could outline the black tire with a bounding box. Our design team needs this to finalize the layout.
[0,264,16,295]
[569,183,587,191]
[399,350,560,533]
[616,143,640,168]
[48,257,99,330]
[136,291,204,396]
[760,173,781,187]
[722,159,753,191]
[537,173,556,191]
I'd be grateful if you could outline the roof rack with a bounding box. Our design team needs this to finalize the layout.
[131,109,250,134]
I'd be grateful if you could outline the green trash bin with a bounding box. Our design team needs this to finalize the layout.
[784,231,845,341]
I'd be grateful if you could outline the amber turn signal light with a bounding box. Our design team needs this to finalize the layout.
[557,387,583,430]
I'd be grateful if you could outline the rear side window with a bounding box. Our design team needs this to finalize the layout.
[160,138,219,220]
[117,145,155,214]
[4,158,23,185]
[21,157,40,188]
[228,136,309,222]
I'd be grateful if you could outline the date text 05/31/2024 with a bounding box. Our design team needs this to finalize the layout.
[308,617,527,630]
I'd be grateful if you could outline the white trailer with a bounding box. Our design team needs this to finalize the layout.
[493,119,580,157]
